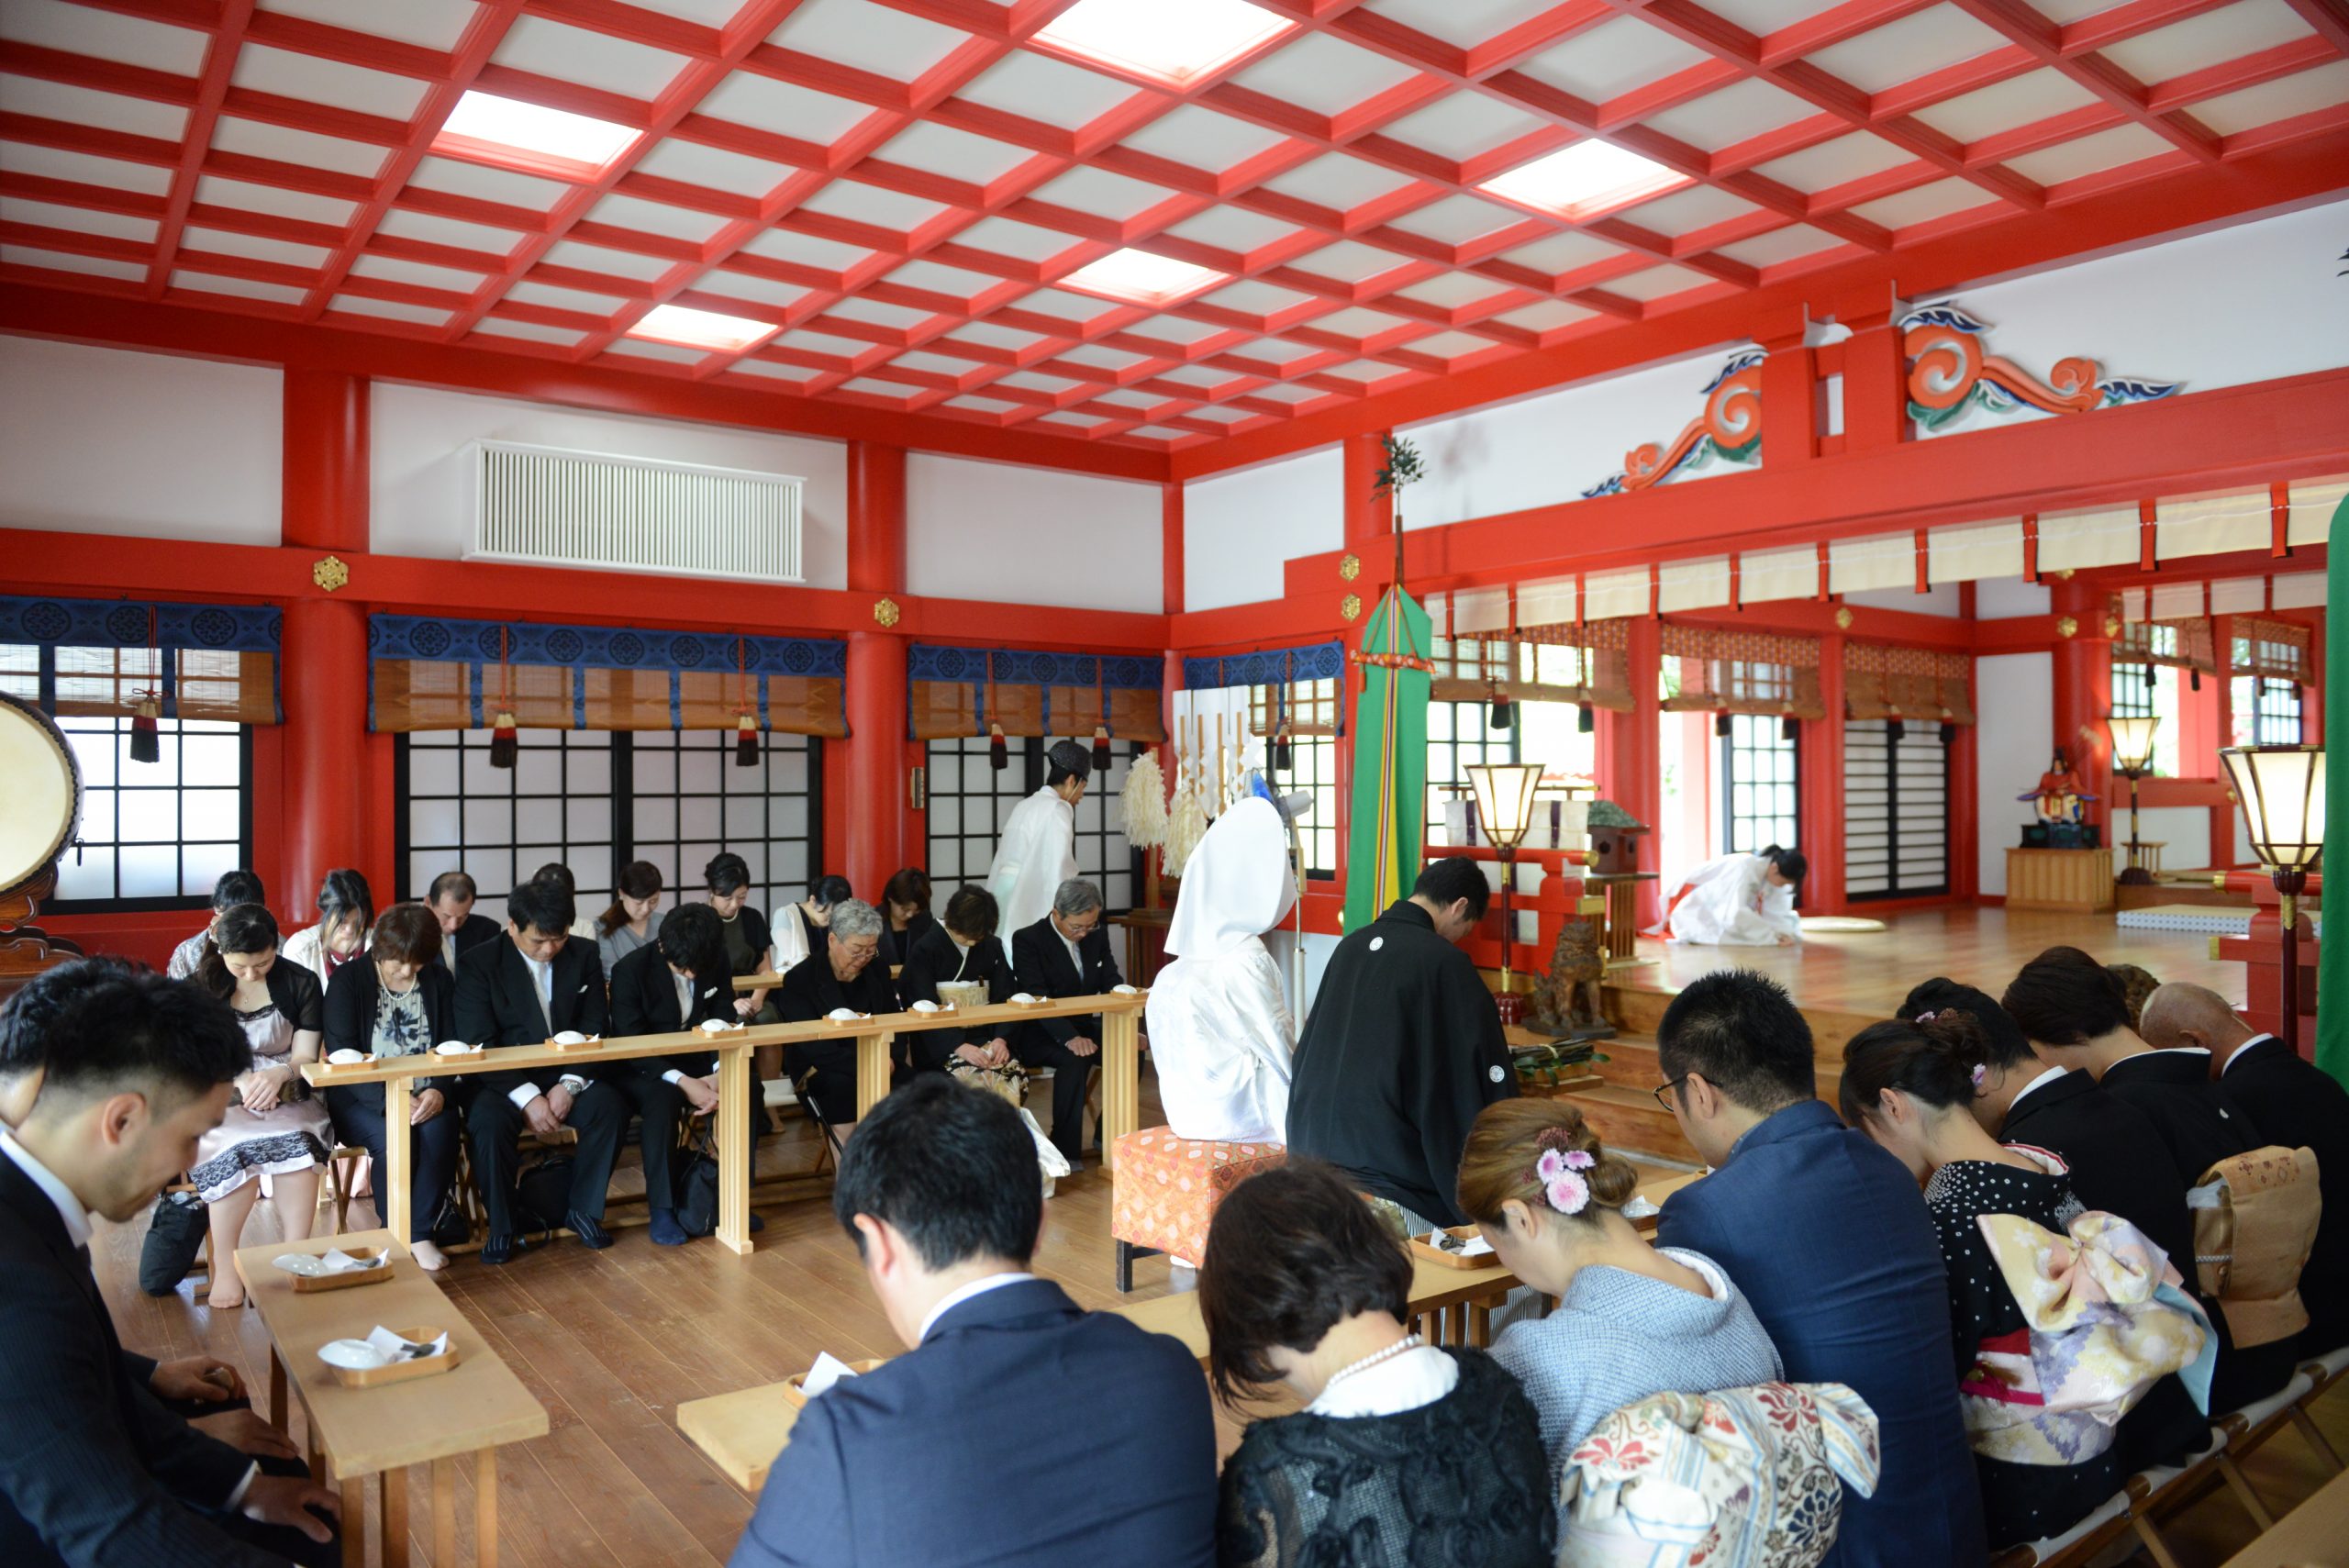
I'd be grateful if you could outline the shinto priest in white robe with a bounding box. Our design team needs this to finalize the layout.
[1653,851,1801,946]
[984,740,1087,937]
[1144,795,1298,1145]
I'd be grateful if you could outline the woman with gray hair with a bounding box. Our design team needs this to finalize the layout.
[775,897,899,1126]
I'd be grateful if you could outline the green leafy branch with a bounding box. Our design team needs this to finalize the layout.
[1373,433,1426,496]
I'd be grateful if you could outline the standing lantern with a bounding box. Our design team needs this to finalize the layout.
[2105,714,2161,884]
[2220,744,2324,1057]
[1465,760,1544,1029]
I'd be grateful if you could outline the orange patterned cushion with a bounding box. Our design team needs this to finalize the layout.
[1111,1128,1286,1267]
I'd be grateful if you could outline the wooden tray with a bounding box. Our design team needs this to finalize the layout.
[1007,995,1052,1009]
[322,1325,461,1388]
[1409,1226,1499,1271]
[288,1248,393,1294]
[545,1035,602,1051]
[822,1014,873,1029]
[780,1359,884,1407]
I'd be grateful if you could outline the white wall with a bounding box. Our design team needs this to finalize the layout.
[1846,582,1962,617]
[905,454,1161,614]
[2133,805,2211,872]
[1182,445,1342,612]
[1914,197,2349,441]
[370,383,851,588]
[1976,651,2054,896]
[0,336,283,546]
[1974,575,2051,618]
[1401,347,1753,529]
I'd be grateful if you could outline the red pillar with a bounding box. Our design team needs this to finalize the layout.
[843,442,908,900]
[1756,309,1816,472]
[1341,429,1393,559]
[1802,635,1848,914]
[2050,578,2114,837]
[279,369,371,926]
[1600,615,1664,927]
[1836,289,1909,454]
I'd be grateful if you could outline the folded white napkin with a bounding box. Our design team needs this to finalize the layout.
[801,1351,861,1397]
[366,1325,450,1361]
[325,1049,367,1065]
[1620,1195,1660,1222]
[1423,1230,1495,1259]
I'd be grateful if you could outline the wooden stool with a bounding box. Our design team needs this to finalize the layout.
[1108,1129,1285,1292]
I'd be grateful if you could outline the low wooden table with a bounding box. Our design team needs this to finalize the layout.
[677,1377,815,1493]
[234,1230,548,1568]
[2221,1464,2349,1567]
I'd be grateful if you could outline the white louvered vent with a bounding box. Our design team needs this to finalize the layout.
[468,440,803,584]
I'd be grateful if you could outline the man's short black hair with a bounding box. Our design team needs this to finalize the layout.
[1902,977,2034,1069]
[2001,946,2131,1046]
[1411,856,1490,919]
[0,958,250,1111]
[834,1075,1040,1271]
[211,869,264,913]
[1656,968,1816,1112]
[427,871,476,905]
[656,901,727,981]
[507,877,573,938]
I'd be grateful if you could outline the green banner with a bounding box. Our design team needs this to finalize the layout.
[1341,588,1431,933]
[2319,493,2347,1088]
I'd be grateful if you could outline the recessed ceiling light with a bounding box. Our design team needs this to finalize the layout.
[1060,248,1227,307]
[436,90,638,176]
[1480,139,1684,219]
[629,303,777,353]
[1033,0,1293,87]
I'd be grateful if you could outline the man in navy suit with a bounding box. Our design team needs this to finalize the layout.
[730,1074,1215,1568]
[1653,970,1985,1568]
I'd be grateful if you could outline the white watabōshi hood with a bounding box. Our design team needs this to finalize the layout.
[1165,796,1296,962]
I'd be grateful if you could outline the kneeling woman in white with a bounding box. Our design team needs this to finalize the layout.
[1144,795,1298,1145]
[1655,845,1806,946]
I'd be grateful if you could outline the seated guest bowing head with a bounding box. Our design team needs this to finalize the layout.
[2143,981,2349,1362]
[729,1074,1216,1568]
[771,873,854,977]
[896,884,1018,1082]
[1653,969,1986,1567]
[426,871,500,974]
[530,862,598,942]
[0,959,344,1567]
[1286,855,1516,1234]
[321,903,461,1271]
[706,853,779,1026]
[451,876,624,1264]
[1009,877,1125,1166]
[775,898,895,1128]
[169,868,264,980]
[192,904,333,1309]
[607,903,762,1246]
[596,861,665,978]
[1459,1100,1781,1513]
[1201,1161,1553,1568]
[1841,1012,2141,1550]
[280,870,373,986]
[876,867,937,971]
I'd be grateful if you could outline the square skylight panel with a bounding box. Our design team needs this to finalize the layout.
[629,303,778,352]
[1060,248,1228,307]
[437,91,638,178]
[1035,0,1295,87]
[1481,139,1683,218]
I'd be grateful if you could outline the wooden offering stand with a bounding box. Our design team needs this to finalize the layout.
[325,1327,461,1390]
[288,1249,392,1295]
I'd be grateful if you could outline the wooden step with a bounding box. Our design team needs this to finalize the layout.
[1558,1082,1701,1165]
[1604,981,1876,1064]
[1589,1037,1663,1089]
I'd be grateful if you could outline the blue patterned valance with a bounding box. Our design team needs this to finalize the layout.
[0,595,281,723]
[907,643,1164,742]
[368,614,847,737]
[1183,641,1344,690]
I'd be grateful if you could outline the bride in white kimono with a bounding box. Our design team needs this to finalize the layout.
[1654,845,1808,946]
[1144,795,1299,1144]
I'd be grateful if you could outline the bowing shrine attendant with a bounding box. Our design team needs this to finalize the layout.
[985,740,1089,938]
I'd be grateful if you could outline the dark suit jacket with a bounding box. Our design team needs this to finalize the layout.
[439,912,502,974]
[2221,1035,2349,1356]
[1657,1100,1987,1568]
[1009,915,1124,1045]
[730,1278,1216,1568]
[896,923,1016,1072]
[0,1156,272,1567]
[322,960,456,1090]
[607,943,736,1077]
[773,951,898,1024]
[877,910,939,974]
[452,931,609,1100]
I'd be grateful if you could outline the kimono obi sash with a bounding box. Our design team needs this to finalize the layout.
[2190,1144,2322,1350]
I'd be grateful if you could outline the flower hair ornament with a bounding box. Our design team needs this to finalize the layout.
[1535,1146,1598,1216]
[1914,1010,1940,1024]
[1969,1063,1988,1092]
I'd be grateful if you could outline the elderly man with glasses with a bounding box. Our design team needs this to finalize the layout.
[1009,878,1125,1166]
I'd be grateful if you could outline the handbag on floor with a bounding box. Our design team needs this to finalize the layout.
[139,1190,209,1296]
[678,1129,722,1238]
[515,1155,574,1235]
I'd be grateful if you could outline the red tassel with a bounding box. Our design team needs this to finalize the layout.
[489,708,518,771]
[128,697,161,764]
[988,723,1008,772]
[735,713,760,768]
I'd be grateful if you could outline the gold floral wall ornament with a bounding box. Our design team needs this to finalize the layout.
[2103,616,2122,639]
[2057,615,2079,639]
[312,555,350,592]
[1339,553,1361,581]
[1341,593,1364,622]
[1833,606,1854,629]
[872,595,901,628]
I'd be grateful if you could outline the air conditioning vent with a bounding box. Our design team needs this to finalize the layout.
[468,439,803,584]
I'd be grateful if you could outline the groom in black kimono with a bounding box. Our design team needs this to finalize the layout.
[1286,857,1516,1229]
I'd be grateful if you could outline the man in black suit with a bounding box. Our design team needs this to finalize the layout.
[2144,981,2349,1360]
[1009,877,1124,1165]
[453,877,625,1263]
[2004,947,2297,1413]
[427,870,504,976]
[0,959,342,1566]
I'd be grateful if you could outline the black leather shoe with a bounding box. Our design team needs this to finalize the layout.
[567,1210,612,1250]
[481,1231,525,1266]
[749,1211,765,1234]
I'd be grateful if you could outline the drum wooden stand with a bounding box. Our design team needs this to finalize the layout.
[0,695,84,1000]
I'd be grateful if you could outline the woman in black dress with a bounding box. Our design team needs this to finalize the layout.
[874,867,937,973]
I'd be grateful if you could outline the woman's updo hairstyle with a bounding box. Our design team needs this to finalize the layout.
[197,903,282,999]
[1837,1010,1992,1129]
[1455,1099,1640,1226]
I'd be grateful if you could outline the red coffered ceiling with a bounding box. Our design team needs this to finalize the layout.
[2,0,2343,460]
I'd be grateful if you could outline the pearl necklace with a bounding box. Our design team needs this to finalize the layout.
[1321,1332,1424,1393]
